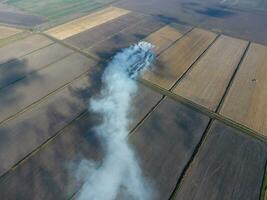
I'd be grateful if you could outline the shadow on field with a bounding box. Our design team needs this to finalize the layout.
[182,2,235,18]
[129,97,210,199]
[0,58,106,199]
[0,58,43,111]
[0,29,174,199]
[0,58,31,90]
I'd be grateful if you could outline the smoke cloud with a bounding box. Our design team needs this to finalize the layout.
[76,42,155,200]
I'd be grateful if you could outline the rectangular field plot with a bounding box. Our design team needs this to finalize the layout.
[220,0,267,12]
[142,28,217,90]
[0,25,21,40]
[86,16,166,59]
[0,76,92,177]
[45,7,130,40]
[63,12,191,59]
[6,0,121,21]
[144,24,191,55]
[173,35,248,111]
[87,32,138,59]
[0,34,53,64]
[0,2,45,26]
[220,43,267,137]
[120,16,166,39]
[0,53,96,124]
[174,121,267,200]
[129,97,210,199]
[0,84,162,199]
[64,12,144,50]
[0,43,73,90]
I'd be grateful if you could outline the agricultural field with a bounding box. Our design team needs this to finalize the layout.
[5,0,121,20]
[219,0,267,12]
[0,1,267,200]
[0,2,44,26]
[0,25,21,40]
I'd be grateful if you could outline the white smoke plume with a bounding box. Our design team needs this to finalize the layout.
[76,42,155,200]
